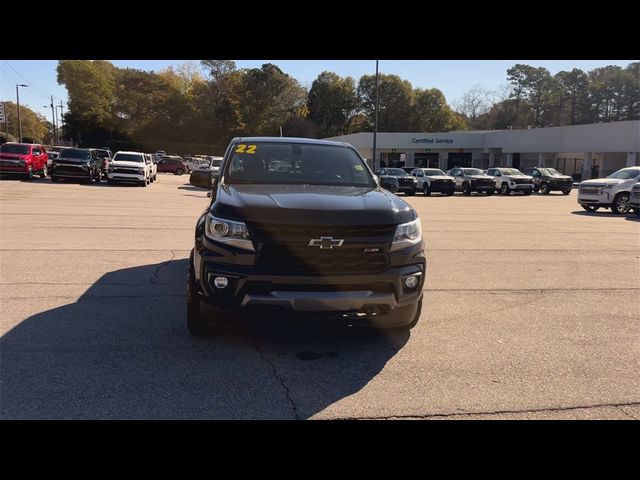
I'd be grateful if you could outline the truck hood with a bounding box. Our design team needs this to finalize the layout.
[504,175,533,180]
[428,175,454,181]
[212,183,415,225]
[580,178,624,188]
[545,174,572,181]
[468,175,493,181]
[109,161,145,168]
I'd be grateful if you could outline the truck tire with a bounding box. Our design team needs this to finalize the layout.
[562,189,571,195]
[540,183,551,194]
[611,193,631,214]
[175,168,184,175]
[40,165,48,178]
[582,205,599,212]
[24,165,34,180]
[500,183,510,195]
[187,254,209,336]
[423,184,431,196]
[462,183,471,195]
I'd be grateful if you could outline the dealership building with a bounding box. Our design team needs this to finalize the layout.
[326,120,640,180]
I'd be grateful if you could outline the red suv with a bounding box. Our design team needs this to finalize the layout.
[0,143,48,179]
[157,156,187,175]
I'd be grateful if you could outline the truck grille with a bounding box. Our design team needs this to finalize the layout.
[579,188,600,195]
[53,164,85,175]
[513,179,532,185]
[398,177,415,186]
[112,167,139,174]
[249,223,395,275]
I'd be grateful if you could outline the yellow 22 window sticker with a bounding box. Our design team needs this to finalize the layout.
[235,144,257,154]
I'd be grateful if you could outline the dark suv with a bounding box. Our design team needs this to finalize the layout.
[50,148,103,183]
[522,167,573,194]
[375,167,418,195]
[187,137,425,335]
[450,167,495,195]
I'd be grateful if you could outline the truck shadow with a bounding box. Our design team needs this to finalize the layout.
[1,260,408,419]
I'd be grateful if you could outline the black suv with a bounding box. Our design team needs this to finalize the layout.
[187,137,425,335]
[375,167,418,195]
[522,167,573,194]
[450,167,495,195]
[50,148,104,183]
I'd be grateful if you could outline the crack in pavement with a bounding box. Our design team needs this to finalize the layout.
[616,406,640,420]
[338,401,640,420]
[150,250,176,284]
[252,339,300,420]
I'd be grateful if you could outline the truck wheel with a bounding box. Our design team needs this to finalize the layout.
[187,254,209,336]
[611,193,630,214]
[500,183,510,195]
[175,168,184,175]
[40,165,48,178]
[540,183,551,194]
[462,183,471,195]
[24,165,34,180]
[582,205,599,212]
[423,184,431,196]
[562,189,571,195]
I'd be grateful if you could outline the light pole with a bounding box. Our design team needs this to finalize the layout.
[372,60,379,171]
[16,84,28,142]
[45,96,57,145]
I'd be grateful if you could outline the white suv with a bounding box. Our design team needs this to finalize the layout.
[107,151,151,187]
[411,168,455,196]
[578,166,640,214]
[486,167,534,195]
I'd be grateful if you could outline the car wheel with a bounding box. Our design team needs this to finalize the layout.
[40,164,48,178]
[582,205,599,212]
[187,253,210,336]
[540,183,551,194]
[611,193,631,214]
[500,183,510,195]
[423,184,431,196]
[24,165,34,180]
[175,168,184,176]
[462,183,471,195]
[562,189,571,195]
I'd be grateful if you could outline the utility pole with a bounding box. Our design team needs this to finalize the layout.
[16,84,28,142]
[372,60,379,171]
[58,100,65,144]
[49,96,57,145]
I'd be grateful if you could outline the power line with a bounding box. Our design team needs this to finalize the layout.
[3,60,51,97]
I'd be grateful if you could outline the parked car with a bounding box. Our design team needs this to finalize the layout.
[107,151,151,186]
[486,167,534,195]
[186,137,424,335]
[449,167,495,195]
[157,156,188,175]
[93,148,113,179]
[411,168,455,196]
[630,183,640,217]
[0,142,48,179]
[523,167,573,194]
[577,166,640,214]
[145,154,157,183]
[375,167,418,195]
[50,148,103,183]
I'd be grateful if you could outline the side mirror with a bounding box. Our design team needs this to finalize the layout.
[189,169,214,189]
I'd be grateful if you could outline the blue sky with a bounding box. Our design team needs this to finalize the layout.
[1,60,636,122]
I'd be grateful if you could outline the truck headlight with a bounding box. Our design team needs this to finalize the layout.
[206,214,254,251]
[601,184,616,190]
[391,218,422,252]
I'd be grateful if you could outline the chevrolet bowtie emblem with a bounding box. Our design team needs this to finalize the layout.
[308,236,344,249]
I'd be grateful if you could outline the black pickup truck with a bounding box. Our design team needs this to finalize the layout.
[375,167,418,195]
[187,137,426,334]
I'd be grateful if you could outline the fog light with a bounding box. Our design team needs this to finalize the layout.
[404,275,419,289]
[213,276,228,289]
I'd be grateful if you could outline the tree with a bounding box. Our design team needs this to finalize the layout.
[0,102,50,143]
[414,88,465,131]
[357,74,414,131]
[201,60,236,81]
[454,85,490,128]
[555,68,589,124]
[307,71,358,137]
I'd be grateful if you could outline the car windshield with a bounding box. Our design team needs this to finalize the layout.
[0,144,30,154]
[384,168,409,176]
[424,169,446,176]
[607,169,640,180]
[500,168,523,175]
[60,148,91,159]
[226,142,375,187]
[463,168,485,175]
[539,168,561,176]
[113,153,144,163]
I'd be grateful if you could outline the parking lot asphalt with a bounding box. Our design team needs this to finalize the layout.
[1,174,638,419]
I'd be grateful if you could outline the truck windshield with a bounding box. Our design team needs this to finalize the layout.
[539,168,561,176]
[225,143,375,187]
[61,149,91,159]
[500,168,523,175]
[113,153,144,163]
[384,168,410,176]
[0,144,30,154]
[463,168,485,175]
[607,169,640,180]
[424,169,446,176]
